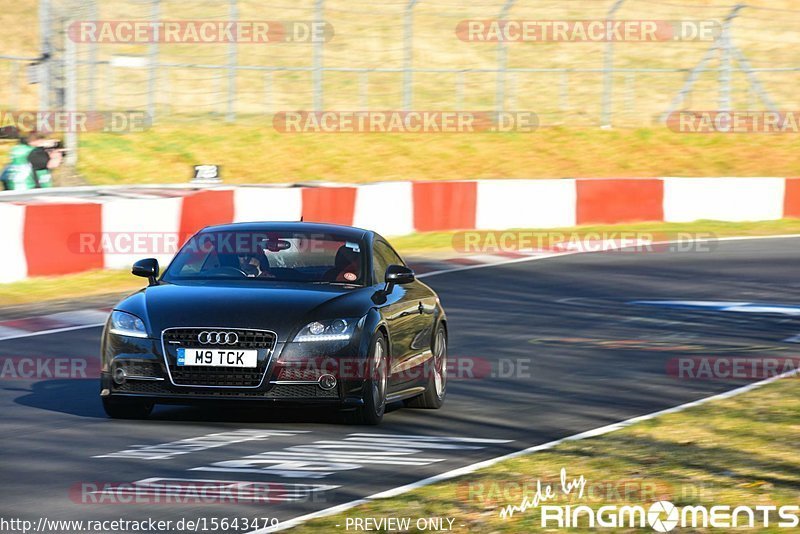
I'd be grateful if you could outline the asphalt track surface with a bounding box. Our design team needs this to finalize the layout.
[2,237,800,532]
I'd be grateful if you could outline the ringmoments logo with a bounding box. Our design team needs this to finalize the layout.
[498,468,799,531]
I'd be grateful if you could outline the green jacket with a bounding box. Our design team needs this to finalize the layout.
[3,143,53,190]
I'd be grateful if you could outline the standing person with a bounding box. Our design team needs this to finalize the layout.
[2,132,61,191]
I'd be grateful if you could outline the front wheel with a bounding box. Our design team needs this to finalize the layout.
[406,324,447,409]
[102,397,154,419]
[354,332,388,425]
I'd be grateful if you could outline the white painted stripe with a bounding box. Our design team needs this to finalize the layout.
[663,177,785,223]
[253,366,800,533]
[0,323,104,342]
[633,300,800,316]
[476,179,576,230]
[633,300,750,308]
[461,254,519,265]
[233,187,302,223]
[353,182,414,237]
[723,305,800,316]
[47,309,110,326]
[101,197,183,270]
[0,203,28,283]
[0,325,29,339]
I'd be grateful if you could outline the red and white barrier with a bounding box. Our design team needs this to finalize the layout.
[1,177,797,283]
[0,203,27,283]
[476,179,576,229]
[663,177,785,223]
[101,197,183,270]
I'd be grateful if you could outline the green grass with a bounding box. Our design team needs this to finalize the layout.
[0,269,145,307]
[291,376,800,533]
[3,219,800,306]
[4,124,800,186]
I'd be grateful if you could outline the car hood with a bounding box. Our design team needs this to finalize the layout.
[115,281,372,341]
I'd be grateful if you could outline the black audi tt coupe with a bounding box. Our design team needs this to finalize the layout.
[99,222,447,424]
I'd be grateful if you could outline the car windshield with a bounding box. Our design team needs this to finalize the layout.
[163,230,366,285]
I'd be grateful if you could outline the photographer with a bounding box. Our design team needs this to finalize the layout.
[1,131,62,191]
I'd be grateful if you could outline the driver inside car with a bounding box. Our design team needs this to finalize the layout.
[238,251,275,278]
[324,245,361,283]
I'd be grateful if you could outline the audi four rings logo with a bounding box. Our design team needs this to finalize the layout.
[198,331,239,345]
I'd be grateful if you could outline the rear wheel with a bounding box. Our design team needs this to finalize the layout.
[354,332,388,425]
[102,397,154,419]
[406,324,447,409]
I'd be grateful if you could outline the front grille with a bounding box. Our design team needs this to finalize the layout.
[268,383,338,398]
[162,328,276,387]
[115,360,162,377]
[276,367,321,381]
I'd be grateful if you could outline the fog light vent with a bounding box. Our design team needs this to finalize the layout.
[318,374,337,390]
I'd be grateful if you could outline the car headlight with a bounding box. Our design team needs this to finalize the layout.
[294,318,358,342]
[109,310,148,338]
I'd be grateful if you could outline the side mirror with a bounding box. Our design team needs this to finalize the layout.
[384,264,415,290]
[132,258,159,286]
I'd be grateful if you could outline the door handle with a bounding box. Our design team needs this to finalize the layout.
[418,302,424,314]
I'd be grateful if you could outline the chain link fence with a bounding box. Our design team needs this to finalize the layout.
[1,0,799,139]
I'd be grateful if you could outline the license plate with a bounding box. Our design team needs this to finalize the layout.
[177,348,258,368]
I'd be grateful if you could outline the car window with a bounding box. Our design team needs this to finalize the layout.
[372,239,405,284]
[164,231,366,284]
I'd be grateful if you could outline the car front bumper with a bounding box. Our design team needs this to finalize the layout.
[100,330,369,406]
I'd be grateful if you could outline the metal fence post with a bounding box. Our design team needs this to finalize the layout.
[719,4,744,111]
[312,0,324,111]
[39,0,51,111]
[147,0,159,123]
[402,0,418,111]
[495,0,515,117]
[227,0,238,122]
[600,0,626,128]
[87,0,98,111]
[660,4,744,122]
[65,23,78,166]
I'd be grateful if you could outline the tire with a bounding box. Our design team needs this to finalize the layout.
[354,332,389,425]
[102,397,154,419]
[406,324,447,409]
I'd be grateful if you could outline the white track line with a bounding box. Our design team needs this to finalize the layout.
[249,232,800,533]
[0,323,104,342]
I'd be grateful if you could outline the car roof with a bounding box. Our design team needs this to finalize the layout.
[199,221,372,241]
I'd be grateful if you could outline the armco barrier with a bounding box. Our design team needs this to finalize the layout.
[0,177,795,283]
